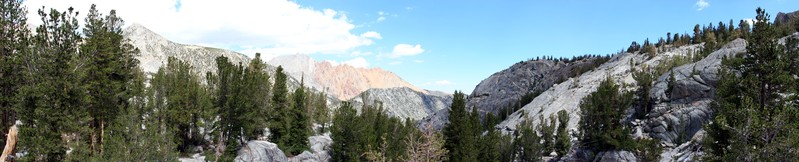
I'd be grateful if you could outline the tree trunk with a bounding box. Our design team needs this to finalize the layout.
[0,125,18,161]
[100,120,104,154]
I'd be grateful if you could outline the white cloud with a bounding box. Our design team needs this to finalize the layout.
[23,0,381,58]
[387,44,424,58]
[377,11,387,22]
[360,31,382,39]
[695,0,709,11]
[413,60,424,63]
[742,18,756,26]
[342,57,370,68]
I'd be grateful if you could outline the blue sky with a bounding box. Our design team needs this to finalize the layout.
[23,0,799,94]
[295,0,799,93]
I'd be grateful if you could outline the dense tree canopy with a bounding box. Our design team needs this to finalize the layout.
[704,7,799,161]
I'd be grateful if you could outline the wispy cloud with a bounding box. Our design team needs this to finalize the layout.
[386,44,424,58]
[377,11,387,22]
[695,0,709,11]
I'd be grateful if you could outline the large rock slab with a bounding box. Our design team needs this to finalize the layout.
[496,43,703,134]
[350,87,451,121]
[235,141,289,162]
[467,58,610,116]
[234,134,332,162]
[595,150,637,162]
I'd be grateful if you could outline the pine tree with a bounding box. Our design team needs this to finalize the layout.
[211,54,271,159]
[703,29,718,50]
[666,32,672,45]
[578,76,635,152]
[241,53,270,140]
[498,133,515,162]
[539,115,556,154]
[18,7,84,161]
[443,91,477,162]
[78,4,141,154]
[97,69,178,161]
[694,24,703,44]
[211,56,244,160]
[633,67,655,119]
[270,66,292,152]
[704,7,799,160]
[739,19,751,39]
[478,128,500,162]
[284,81,310,155]
[313,91,330,133]
[515,120,542,162]
[554,110,571,157]
[0,0,30,149]
[148,57,213,153]
[330,102,360,161]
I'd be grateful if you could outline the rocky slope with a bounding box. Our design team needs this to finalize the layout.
[349,87,452,121]
[268,54,427,100]
[482,38,777,161]
[776,10,799,25]
[467,57,608,115]
[124,23,251,75]
[487,41,714,161]
[124,24,342,109]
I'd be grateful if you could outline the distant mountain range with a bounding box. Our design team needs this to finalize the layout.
[267,54,429,100]
[123,24,450,121]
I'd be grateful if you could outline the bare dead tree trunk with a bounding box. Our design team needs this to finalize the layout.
[1,125,18,161]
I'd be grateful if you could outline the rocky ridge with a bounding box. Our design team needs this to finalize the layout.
[124,24,342,113]
[124,23,251,75]
[467,57,608,116]
[349,87,452,121]
[775,10,799,25]
[268,54,427,100]
[492,42,709,161]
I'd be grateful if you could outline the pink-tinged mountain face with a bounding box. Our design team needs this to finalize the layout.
[314,61,426,100]
[268,54,426,100]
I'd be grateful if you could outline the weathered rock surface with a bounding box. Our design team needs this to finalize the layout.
[268,54,426,100]
[660,130,706,162]
[419,107,450,130]
[637,39,746,161]
[650,39,746,104]
[234,134,332,162]
[595,150,638,162]
[775,10,799,25]
[126,24,342,110]
[124,23,251,75]
[467,58,609,116]
[235,141,289,162]
[178,154,206,162]
[350,87,452,121]
[495,43,703,134]
[484,42,716,161]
